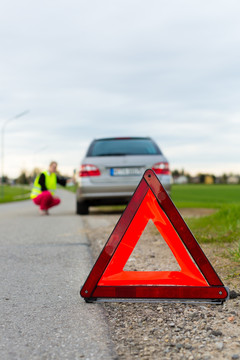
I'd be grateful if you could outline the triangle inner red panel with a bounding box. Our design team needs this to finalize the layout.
[80,170,228,302]
[99,189,208,286]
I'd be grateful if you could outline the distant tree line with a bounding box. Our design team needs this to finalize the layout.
[14,168,41,185]
[1,169,51,185]
[13,168,68,185]
[172,169,239,184]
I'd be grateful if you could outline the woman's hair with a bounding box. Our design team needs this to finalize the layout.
[49,161,58,167]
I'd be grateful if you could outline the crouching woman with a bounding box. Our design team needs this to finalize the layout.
[31,161,70,215]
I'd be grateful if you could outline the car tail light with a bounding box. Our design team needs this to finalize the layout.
[79,164,101,177]
[152,162,170,175]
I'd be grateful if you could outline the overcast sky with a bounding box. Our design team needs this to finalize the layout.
[0,0,240,178]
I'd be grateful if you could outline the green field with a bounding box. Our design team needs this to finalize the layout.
[171,184,240,208]
[171,184,240,262]
[0,185,31,203]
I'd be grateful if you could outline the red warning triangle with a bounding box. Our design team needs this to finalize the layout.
[80,169,228,303]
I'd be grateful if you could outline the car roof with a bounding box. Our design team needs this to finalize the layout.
[93,137,152,141]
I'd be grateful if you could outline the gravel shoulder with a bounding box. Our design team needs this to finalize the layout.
[82,208,240,360]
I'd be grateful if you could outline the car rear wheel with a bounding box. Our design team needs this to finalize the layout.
[76,200,89,215]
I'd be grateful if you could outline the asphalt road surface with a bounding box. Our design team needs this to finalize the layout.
[0,189,116,360]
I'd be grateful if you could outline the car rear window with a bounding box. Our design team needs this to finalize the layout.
[87,138,162,156]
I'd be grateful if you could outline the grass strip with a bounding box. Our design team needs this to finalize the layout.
[186,205,240,244]
[0,185,31,203]
[171,184,240,208]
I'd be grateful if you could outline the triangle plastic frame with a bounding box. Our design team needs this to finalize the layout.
[80,169,229,303]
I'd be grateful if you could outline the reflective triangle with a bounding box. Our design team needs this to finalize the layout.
[80,169,228,303]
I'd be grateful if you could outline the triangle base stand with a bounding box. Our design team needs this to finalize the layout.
[85,297,228,305]
[83,285,229,304]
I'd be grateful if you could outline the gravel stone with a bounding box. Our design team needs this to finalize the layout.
[211,330,223,337]
[215,342,224,351]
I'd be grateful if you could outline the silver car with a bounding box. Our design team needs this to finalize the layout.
[76,137,171,214]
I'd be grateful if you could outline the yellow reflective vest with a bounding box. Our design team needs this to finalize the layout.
[30,170,57,199]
